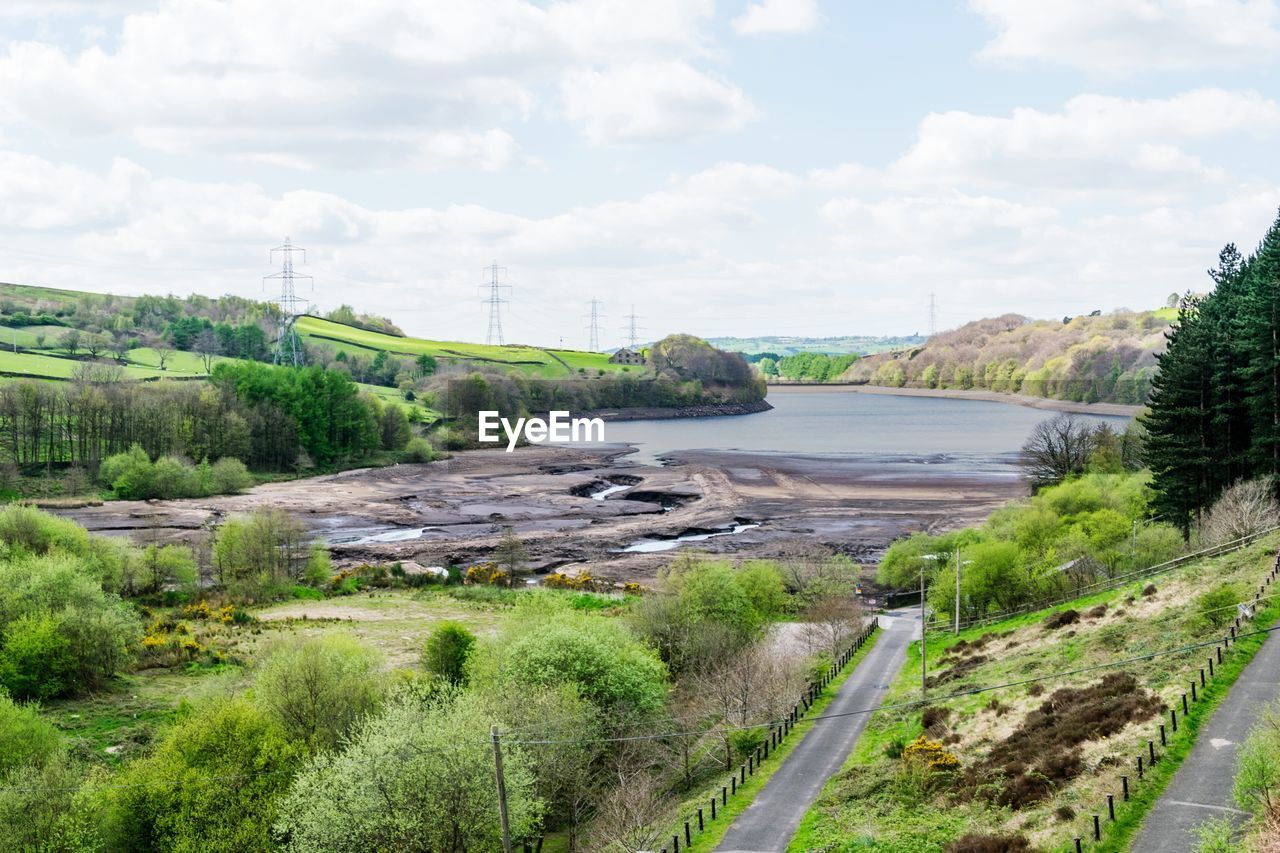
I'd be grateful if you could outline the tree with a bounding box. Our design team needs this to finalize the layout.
[277,690,542,852]
[194,328,220,372]
[492,528,528,586]
[1198,477,1280,545]
[103,697,303,852]
[1020,413,1097,489]
[415,353,438,377]
[83,332,108,359]
[254,633,385,753]
[212,507,308,600]
[422,621,475,685]
[154,344,174,370]
[59,329,81,357]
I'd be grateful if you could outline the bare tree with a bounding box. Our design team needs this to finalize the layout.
[586,766,671,853]
[803,592,864,662]
[1020,413,1096,488]
[194,328,220,373]
[1198,478,1280,545]
[154,344,174,371]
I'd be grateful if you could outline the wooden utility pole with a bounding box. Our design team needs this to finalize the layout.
[955,547,962,635]
[491,725,512,853]
[920,563,927,700]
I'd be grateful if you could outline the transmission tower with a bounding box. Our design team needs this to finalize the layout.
[479,262,511,346]
[264,237,312,367]
[928,292,937,337]
[585,299,604,351]
[621,304,643,349]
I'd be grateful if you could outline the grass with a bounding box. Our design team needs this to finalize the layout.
[672,628,883,853]
[789,535,1280,852]
[296,315,631,378]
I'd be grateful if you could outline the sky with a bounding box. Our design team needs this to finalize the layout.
[0,1,1279,346]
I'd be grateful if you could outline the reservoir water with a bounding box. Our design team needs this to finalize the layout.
[594,390,1130,465]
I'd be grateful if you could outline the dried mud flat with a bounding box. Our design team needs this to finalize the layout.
[58,444,1026,584]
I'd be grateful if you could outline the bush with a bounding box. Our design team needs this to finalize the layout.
[302,544,332,588]
[422,622,475,686]
[277,690,541,851]
[209,457,253,494]
[212,507,307,601]
[103,697,303,851]
[728,726,765,759]
[404,436,437,463]
[1195,583,1242,628]
[0,504,90,556]
[100,444,254,499]
[254,633,385,753]
[1199,477,1280,545]
[0,555,139,699]
[0,690,63,774]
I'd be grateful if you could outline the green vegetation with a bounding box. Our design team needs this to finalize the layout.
[759,351,860,382]
[878,469,1183,623]
[1145,211,1280,534]
[710,334,927,357]
[793,533,1280,851]
[99,445,252,499]
[846,308,1175,404]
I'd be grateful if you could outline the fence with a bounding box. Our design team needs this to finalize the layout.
[657,620,878,853]
[926,526,1280,633]
[1069,548,1280,850]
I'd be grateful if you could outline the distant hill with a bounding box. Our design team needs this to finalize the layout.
[842,309,1175,405]
[706,334,926,357]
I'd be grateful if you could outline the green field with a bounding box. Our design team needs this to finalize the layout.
[296,315,632,378]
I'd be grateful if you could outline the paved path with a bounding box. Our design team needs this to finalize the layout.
[716,611,916,852]
[1131,619,1280,852]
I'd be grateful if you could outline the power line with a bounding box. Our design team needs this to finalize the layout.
[585,298,604,352]
[928,292,937,336]
[263,237,312,367]
[480,261,511,346]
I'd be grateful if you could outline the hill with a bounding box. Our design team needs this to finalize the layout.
[708,334,926,357]
[842,309,1175,405]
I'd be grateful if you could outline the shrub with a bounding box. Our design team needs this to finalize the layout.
[209,457,253,494]
[1043,609,1080,630]
[103,697,303,851]
[212,507,307,601]
[0,689,64,774]
[728,726,765,759]
[277,691,541,852]
[422,622,476,686]
[1196,583,1242,629]
[0,504,90,556]
[404,436,437,463]
[945,835,1033,853]
[1198,477,1280,545]
[254,633,385,753]
[302,544,332,588]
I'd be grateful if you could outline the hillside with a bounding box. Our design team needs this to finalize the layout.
[709,334,926,357]
[843,309,1175,405]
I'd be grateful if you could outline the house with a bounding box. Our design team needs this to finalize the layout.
[608,347,645,366]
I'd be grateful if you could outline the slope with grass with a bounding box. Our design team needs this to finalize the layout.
[296,315,633,379]
[790,534,1280,852]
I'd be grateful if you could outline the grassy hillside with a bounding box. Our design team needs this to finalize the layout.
[791,533,1280,851]
[844,309,1175,405]
[295,315,634,379]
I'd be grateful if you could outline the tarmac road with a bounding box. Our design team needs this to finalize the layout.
[716,610,917,852]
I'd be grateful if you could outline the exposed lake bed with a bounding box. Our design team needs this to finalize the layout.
[56,390,1130,584]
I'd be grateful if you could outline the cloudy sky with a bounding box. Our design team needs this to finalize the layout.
[1,1,1279,345]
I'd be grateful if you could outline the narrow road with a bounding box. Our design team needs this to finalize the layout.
[716,611,916,853]
[1130,619,1280,852]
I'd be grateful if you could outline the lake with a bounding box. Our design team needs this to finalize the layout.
[592,389,1130,465]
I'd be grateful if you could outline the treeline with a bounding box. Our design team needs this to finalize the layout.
[845,310,1172,404]
[1145,211,1280,531]
[756,352,859,381]
[0,362,411,472]
[438,334,764,423]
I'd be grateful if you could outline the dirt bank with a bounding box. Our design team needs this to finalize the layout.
[55,443,1026,585]
[767,383,1141,418]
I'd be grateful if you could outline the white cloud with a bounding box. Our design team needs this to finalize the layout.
[970,0,1280,74]
[890,89,1280,192]
[732,0,822,36]
[0,0,743,169]
[560,61,756,144]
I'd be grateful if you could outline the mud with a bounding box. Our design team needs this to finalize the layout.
[57,443,1026,584]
